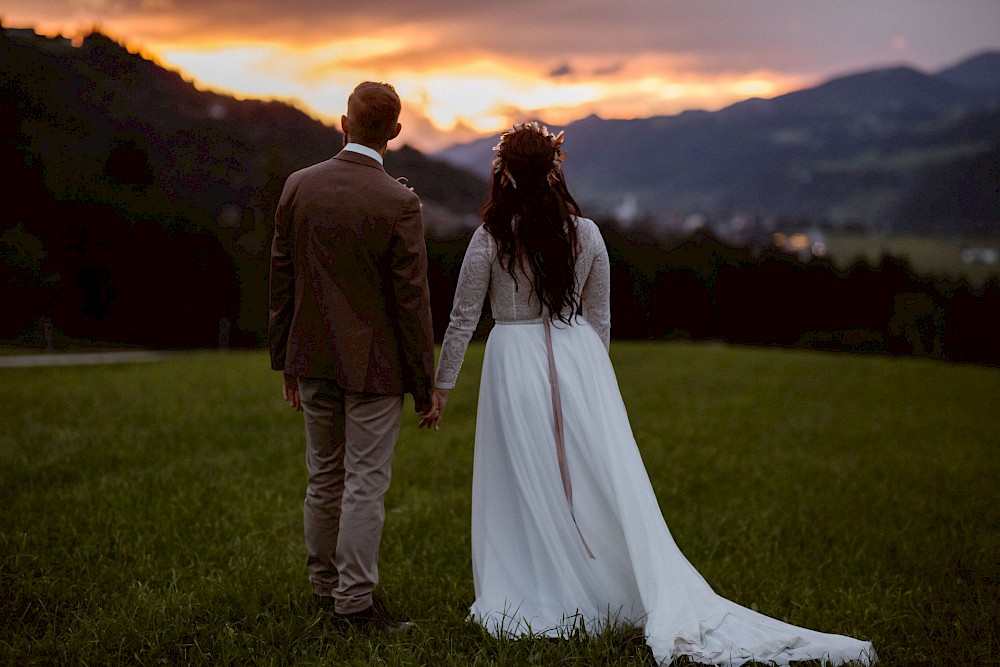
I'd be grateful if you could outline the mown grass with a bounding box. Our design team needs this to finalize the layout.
[1,343,997,666]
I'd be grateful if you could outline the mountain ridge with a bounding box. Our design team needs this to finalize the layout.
[437,52,1000,232]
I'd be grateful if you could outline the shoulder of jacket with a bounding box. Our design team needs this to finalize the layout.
[385,176,422,211]
[287,158,334,183]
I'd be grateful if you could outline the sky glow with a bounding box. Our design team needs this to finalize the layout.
[6,0,1000,151]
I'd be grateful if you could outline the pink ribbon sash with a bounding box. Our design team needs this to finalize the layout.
[544,318,596,560]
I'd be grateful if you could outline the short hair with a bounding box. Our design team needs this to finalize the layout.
[346,81,401,146]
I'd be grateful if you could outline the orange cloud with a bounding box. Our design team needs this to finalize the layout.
[7,0,999,152]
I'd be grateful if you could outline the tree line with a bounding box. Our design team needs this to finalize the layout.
[428,222,1000,366]
[5,208,999,365]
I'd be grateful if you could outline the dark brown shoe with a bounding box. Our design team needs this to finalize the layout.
[335,604,415,635]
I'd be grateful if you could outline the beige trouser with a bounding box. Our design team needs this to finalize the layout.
[298,377,403,615]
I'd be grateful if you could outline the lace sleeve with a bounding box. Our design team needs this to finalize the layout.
[434,227,494,389]
[580,220,611,350]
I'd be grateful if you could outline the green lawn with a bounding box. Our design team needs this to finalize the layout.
[1,344,997,666]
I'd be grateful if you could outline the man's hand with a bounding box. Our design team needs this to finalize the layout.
[418,387,450,431]
[282,373,301,411]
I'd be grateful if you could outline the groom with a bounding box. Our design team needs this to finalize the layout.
[268,81,436,632]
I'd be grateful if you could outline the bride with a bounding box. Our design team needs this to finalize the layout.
[419,122,876,666]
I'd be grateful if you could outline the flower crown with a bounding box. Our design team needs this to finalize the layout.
[491,121,566,190]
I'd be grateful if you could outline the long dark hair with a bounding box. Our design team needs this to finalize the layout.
[482,126,583,323]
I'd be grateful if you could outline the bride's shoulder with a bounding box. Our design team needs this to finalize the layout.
[467,224,498,255]
[471,224,494,245]
[572,216,604,243]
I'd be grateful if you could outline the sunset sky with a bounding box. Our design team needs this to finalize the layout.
[6,1,1000,151]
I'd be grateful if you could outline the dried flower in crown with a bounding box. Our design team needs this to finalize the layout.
[491,121,566,190]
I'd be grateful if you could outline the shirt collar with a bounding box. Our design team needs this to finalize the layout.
[342,142,384,165]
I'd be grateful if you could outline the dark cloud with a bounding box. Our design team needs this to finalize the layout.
[549,63,574,78]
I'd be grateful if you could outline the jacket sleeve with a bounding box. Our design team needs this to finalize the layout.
[268,178,295,371]
[387,191,436,406]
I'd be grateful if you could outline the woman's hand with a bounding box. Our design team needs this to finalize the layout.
[418,387,450,431]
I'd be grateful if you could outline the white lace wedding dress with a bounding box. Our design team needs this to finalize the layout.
[434,217,876,666]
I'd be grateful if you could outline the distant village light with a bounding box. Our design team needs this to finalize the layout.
[788,233,810,251]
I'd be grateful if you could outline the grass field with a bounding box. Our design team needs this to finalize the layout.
[2,343,998,666]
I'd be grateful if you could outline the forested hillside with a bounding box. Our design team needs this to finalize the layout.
[1,27,485,346]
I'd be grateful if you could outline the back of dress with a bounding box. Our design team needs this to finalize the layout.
[434,216,610,390]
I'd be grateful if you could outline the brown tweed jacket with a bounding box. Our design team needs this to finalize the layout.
[268,149,435,406]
